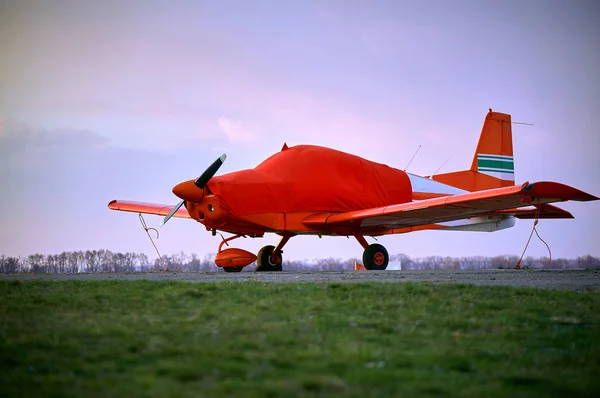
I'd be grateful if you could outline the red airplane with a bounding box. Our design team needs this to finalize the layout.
[108,110,598,272]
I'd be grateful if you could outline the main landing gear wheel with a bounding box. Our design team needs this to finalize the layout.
[256,245,283,272]
[362,243,389,270]
[223,266,244,273]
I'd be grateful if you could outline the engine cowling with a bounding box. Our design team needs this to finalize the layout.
[214,248,257,268]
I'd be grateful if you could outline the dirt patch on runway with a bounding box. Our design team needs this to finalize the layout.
[2,269,599,291]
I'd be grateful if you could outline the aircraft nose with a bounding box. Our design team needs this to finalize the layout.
[173,180,205,202]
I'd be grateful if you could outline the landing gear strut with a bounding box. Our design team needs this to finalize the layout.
[355,234,389,270]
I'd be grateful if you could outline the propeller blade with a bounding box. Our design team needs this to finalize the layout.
[164,154,226,226]
[161,199,185,227]
[194,154,227,188]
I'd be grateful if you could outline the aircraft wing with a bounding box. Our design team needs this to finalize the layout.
[107,200,192,219]
[303,181,597,231]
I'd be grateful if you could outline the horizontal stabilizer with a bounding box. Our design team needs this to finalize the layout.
[494,203,574,219]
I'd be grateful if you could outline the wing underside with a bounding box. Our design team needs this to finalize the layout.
[303,181,597,231]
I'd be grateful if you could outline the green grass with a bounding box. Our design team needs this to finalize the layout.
[1,281,599,397]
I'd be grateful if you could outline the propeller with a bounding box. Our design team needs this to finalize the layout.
[161,154,227,227]
[194,154,227,188]
[160,199,185,227]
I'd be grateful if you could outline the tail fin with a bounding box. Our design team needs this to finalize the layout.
[432,109,515,192]
[470,110,514,183]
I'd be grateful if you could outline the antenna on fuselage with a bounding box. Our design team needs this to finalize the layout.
[429,155,452,179]
[404,144,422,172]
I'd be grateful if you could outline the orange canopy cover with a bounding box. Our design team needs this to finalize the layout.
[206,145,412,216]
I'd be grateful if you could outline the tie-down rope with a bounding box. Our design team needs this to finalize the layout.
[139,213,168,271]
[515,203,552,269]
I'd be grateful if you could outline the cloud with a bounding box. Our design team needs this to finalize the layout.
[217,117,258,144]
[0,120,109,150]
[262,92,410,153]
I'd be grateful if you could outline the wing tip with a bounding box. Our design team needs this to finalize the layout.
[523,181,599,202]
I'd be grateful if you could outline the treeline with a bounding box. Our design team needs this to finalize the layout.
[1,250,599,273]
[0,250,212,273]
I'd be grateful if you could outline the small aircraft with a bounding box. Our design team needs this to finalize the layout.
[108,109,598,272]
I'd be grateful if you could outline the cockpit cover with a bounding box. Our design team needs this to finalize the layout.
[207,145,412,216]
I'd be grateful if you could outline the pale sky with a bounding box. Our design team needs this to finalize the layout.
[1,0,599,262]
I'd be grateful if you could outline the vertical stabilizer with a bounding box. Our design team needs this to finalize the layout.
[470,110,514,183]
[432,109,516,192]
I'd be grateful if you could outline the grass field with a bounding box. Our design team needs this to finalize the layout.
[1,280,599,397]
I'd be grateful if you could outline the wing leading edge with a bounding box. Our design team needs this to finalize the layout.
[303,181,598,230]
[108,200,191,219]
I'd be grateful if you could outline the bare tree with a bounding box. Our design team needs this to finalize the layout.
[0,256,20,273]
[27,254,45,273]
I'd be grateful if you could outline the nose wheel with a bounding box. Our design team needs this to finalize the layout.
[255,236,292,272]
[255,245,283,271]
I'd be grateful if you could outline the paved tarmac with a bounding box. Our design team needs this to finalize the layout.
[2,269,599,291]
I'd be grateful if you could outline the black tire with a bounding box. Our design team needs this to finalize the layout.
[362,243,389,270]
[223,266,244,273]
[256,245,283,271]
